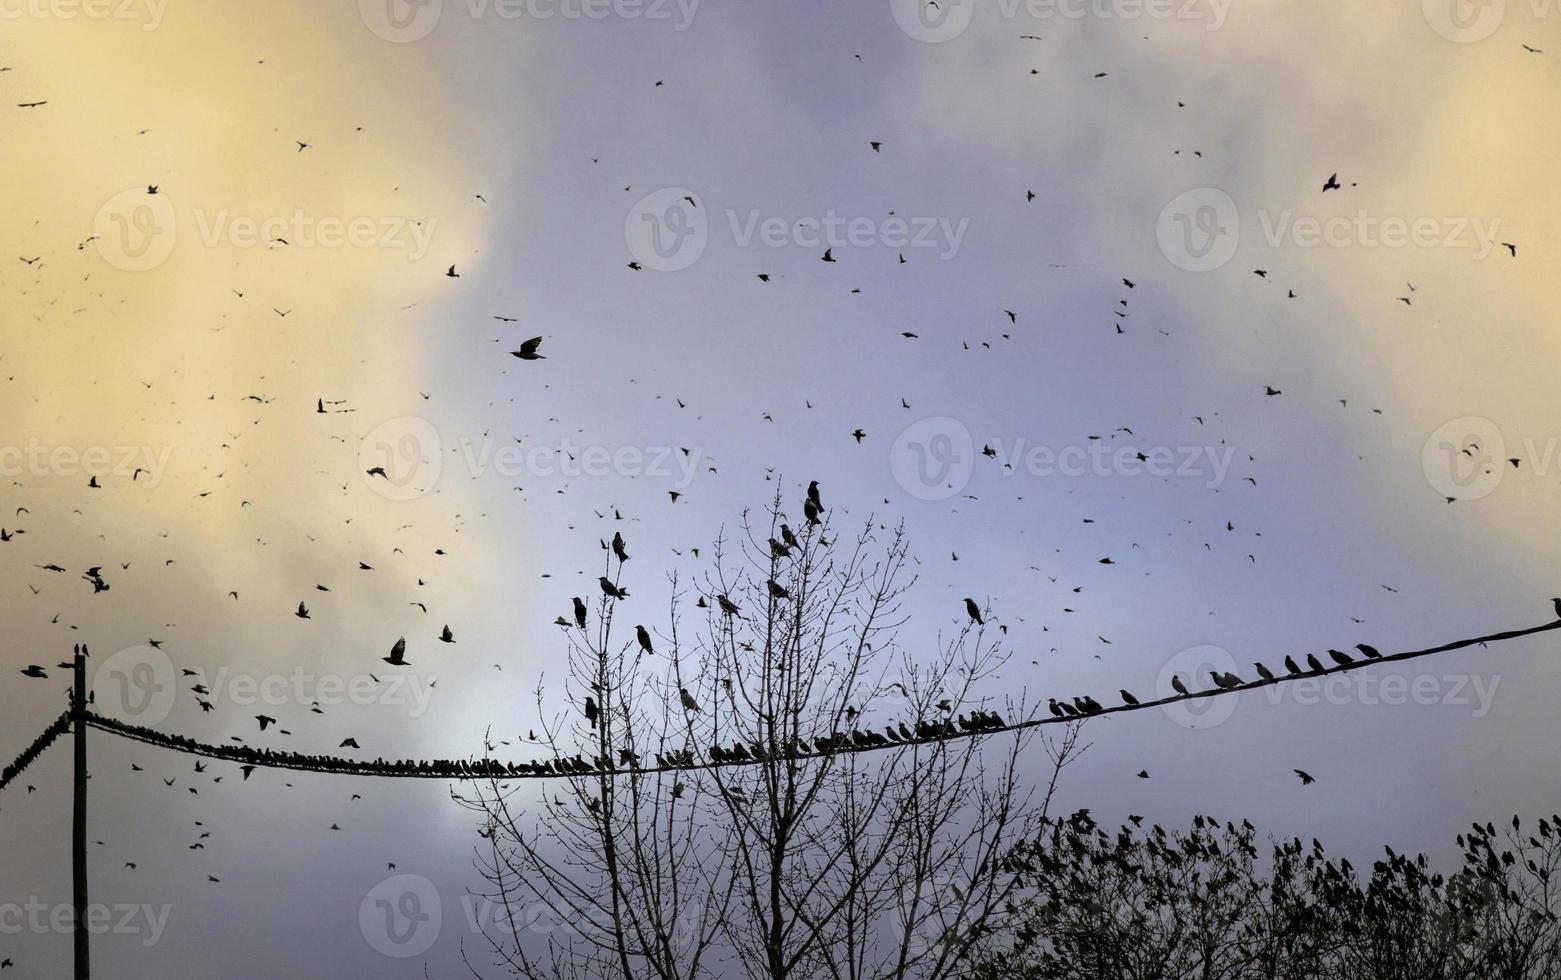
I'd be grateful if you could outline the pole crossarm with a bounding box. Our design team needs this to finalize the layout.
[1,617,1557,790]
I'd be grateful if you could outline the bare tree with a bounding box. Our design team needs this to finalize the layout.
[460,492,1083,980]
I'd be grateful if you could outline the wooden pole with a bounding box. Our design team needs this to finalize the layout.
[72,645,89,980]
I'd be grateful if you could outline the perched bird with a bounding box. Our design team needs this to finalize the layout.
[1306,653,1326,673]
[612,532,629,563]
[1328,648,1354,667]
[1120,689,1138,706]
[636,625,654,655]
[679,687,701,713]
[1356,644,1382,659]
[716,594,740,616]
[572,597,587,628]
[584,696,599,729]
[1254,662,1275,681]
[964,597,984,625]
[599,577,629,600]
[1171,674,1189,696]
[1284,655,1302,675]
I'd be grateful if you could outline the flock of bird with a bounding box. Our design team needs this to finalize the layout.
[2,9,1555,974]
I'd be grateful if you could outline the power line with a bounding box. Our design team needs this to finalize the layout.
[0,712,69,794]
[2,617,1558,788]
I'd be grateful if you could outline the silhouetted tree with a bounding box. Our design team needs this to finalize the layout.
[974,809,1561,980]
[460,493,1083,980]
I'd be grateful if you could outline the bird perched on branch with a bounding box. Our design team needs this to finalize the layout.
[572,597,587,628]
[599,577,629,600]
[679,687,701,713]
[964,598,984,625]
[584,696,599,729]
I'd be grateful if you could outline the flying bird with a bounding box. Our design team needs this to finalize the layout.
[383,638,410,666]
[511,337,545,360]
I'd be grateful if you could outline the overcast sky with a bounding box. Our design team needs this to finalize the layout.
[3,0,1561,976]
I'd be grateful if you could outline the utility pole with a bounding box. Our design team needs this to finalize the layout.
[72,645,89,980]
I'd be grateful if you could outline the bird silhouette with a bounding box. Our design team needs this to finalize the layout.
[511,337,545,360]
[383,638,410,666]
[599,577,629,600]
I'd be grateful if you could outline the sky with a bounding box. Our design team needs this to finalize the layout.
[2,0,1561,975]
